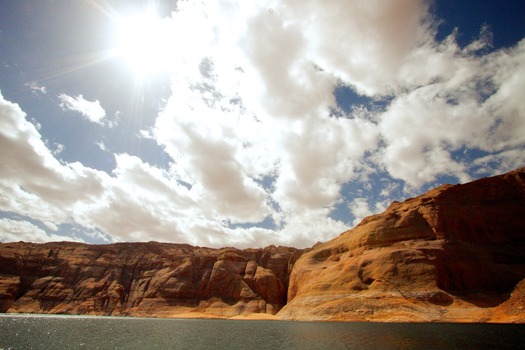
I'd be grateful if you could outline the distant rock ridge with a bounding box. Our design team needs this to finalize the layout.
[1,167,524,322]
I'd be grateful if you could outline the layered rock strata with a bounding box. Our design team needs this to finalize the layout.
[1,167,524,322]
[0,242,302,318]
[279,167,525,322]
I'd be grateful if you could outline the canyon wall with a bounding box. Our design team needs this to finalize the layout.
[279,167,525,322]
[1,167,524,322]
[0,242,303,318]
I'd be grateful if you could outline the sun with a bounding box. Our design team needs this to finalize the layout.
[114,10,175,79]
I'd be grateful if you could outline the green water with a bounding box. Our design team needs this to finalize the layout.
[0,314,523,349]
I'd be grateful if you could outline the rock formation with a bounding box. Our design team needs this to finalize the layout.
[1,167,524,322]
[279,167,525,322]
[0,242,303,318]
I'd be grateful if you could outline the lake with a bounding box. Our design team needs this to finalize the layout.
[0,314,523,349]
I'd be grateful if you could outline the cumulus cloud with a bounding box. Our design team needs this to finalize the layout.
[484,40,525,150]
[82,154,194,241]
[276,0,434,95]
[155,87,272,224]
[0,91,110,226]
[150,0,523,242]
[378,37,525,187]
[1,0,524,248]
[349,198,374,227]
[59,93,107,125]
[0,218,81,243]
[278,209,349,247]
[1,95,74,214]
[273,115,379,212]
[0,92,273,246]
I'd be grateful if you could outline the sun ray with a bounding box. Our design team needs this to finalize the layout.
[34,49,116,83]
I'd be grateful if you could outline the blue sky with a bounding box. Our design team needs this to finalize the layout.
[0,0,524,248]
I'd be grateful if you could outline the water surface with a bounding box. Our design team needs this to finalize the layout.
[1,314,523,349]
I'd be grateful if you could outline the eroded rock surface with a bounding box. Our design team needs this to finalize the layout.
[0,242,303,318]
[279,167,525,322]
[1,168,524,322]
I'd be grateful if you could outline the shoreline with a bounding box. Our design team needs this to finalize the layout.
[2,312,523,324]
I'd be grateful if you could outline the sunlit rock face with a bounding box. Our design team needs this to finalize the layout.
[0,242,303,318]
[1,168,524,322]
[279,167,525,323]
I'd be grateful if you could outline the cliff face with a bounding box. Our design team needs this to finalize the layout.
[279,167,525,322]
[0,242,303,318]
[1,168,525,322]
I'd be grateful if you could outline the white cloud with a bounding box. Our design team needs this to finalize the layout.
[0,91,108,226]
[58,93,107,125]
[377,37,525,187]
[1,1,524,249]
[155,82,273,224]
[0,218,80,243]
[273,114,379,212]
[273,0,435,96]
[25,81,47,95]
[81,153,195,242]
[484,40,525,150]
[472,149,525,177]
[137,129,154,140]
[46,141,65,155]
[147,0,524,246]
[379,83,478,187]
[349,198,374,227]
[272,208,348,248]
[95,140,107,152]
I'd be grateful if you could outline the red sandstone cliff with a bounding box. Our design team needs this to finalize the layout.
[1,168,525,322]
[0,242,303,318]
[279,167,525,322]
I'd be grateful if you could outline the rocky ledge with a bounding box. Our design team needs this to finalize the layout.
[1,167,524,322]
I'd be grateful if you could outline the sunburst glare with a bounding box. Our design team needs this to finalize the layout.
[114,9,176,80]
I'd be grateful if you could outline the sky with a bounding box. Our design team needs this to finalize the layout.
[0,0,524,248]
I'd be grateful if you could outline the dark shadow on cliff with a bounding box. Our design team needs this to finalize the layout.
[436,240,525,308]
